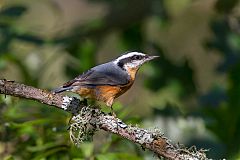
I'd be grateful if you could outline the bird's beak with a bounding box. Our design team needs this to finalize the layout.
[146,55,159,61]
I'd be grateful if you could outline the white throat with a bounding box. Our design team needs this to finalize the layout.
[124,63,137,70]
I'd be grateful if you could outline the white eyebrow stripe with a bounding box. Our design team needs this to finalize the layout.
[113,52,145,65]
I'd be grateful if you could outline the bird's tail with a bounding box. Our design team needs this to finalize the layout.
[51,86,73,93]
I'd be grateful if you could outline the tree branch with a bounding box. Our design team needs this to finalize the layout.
[0,79,208,160]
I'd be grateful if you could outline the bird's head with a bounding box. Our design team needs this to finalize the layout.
[113,52,159,70]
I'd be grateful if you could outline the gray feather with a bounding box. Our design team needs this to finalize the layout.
[63,62,130,87]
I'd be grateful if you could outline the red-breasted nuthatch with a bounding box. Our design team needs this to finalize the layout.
[53,52,158,112]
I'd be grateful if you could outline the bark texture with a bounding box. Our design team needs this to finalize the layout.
[0,79,208,160]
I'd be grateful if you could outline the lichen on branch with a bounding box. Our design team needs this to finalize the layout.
[0,79,208,160]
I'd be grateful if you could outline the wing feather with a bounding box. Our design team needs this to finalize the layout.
[63,62,130,87]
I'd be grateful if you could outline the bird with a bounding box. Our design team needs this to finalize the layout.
[52,51,159,114]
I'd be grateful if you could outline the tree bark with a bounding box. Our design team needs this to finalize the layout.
[0,79,208,160]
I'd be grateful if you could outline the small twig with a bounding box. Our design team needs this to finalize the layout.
[0,79,208,160]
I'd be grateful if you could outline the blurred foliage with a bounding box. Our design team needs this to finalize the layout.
[214,0,239,13]
[66,40,97,77]
[1,0,240,159]
[202,17,240,156]
[145,43,195,96]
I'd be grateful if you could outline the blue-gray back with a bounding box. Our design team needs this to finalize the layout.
[63,62,130,87]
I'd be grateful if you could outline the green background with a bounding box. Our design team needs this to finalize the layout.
[0,0,240,159]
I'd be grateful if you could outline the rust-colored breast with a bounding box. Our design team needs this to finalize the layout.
[75,87,95,99]
[126,67,139,80]
[96,83,134,106]
[113,66,138,98]
[75,85,122,106]
[95,85,121,103]
[74,67,138,106]
[74,83,134,107]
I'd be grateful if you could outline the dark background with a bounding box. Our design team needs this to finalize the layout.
[0,0,240,159]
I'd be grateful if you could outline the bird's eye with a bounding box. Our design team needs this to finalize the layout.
[133,55,141,60]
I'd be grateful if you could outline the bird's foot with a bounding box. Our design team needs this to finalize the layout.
[110,106,119,131]
[110,106,117,117]
[110,111,117,118]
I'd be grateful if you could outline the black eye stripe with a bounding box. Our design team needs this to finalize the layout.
[133,55,140,60]
[117,55,144,68]
[119,57,131,63]
[117,57,131,69]
[133,55,144,60]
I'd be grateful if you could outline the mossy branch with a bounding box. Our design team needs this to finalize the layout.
[0,79,208,160]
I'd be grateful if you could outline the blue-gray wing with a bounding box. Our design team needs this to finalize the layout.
[63,62,130,87]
